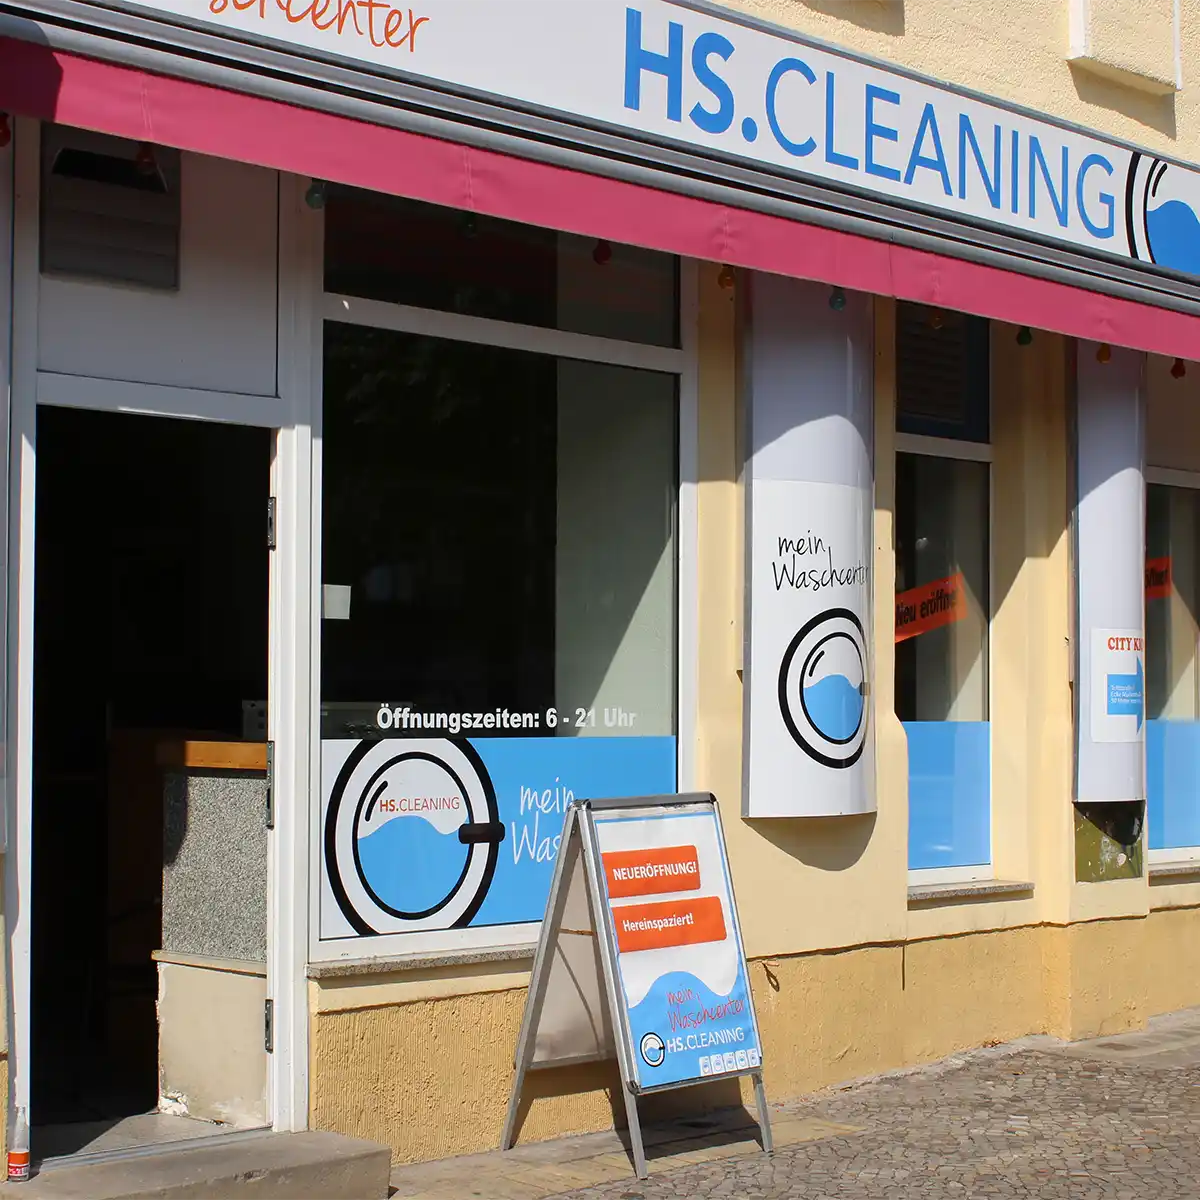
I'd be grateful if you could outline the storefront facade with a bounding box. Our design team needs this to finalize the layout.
[0,0,1199,1168]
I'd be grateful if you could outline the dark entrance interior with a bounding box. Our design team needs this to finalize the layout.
[31,406,270,1136]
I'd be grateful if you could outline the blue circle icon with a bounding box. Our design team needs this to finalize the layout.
[800,631,866,745]
[741,116,759,143]
[1127,155,1200,277]
[778,609,870,770]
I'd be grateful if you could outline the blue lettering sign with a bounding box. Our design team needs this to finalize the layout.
[765,57,817,158]
[1029,135,1069,227]
[864,84,901,182]
[1077,152,1115,239]
[824,72,859,169]
[689,31,736,135]
[959,114,1002,209]
[624,7,683,123]
[904,103,952,195]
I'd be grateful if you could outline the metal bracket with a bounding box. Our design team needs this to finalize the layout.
[265,740,275,829]
[267,496,277,550]
[264,998,274,1054]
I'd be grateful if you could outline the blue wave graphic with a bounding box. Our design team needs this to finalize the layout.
[803,673,863,741]
[1147,201,1200,276]
[357,816,467,912]
[626,969,760,1087]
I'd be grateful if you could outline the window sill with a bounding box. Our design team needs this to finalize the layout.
[307,942,536,979]
[1149,861,1200,882]
[908,878,1034,905]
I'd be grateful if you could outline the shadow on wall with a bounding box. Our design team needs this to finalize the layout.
[1068,63,1177,140]
[749,812,877,871]
[798,0,904,37]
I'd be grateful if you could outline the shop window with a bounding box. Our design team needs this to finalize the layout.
[40,127,181,290]
[318,322,678,943]
[895,304,991,874]
[324,186,678,347]
[1146,483,1200,857]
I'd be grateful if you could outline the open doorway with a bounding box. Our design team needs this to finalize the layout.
[31,406,272,1160]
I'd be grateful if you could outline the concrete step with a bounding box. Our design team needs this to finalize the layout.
[0,1130,391,1200]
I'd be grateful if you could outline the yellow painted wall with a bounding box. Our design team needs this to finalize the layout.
[310,908,1200,1163]
[308,264,1200,1164]
[720,0,1193,159]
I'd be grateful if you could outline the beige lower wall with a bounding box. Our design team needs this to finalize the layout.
[311,907,1200,1164]
[157,960,268,1127]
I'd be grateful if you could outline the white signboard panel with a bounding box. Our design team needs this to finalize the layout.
[1074,344,1145,804]
[109,0,1200,279]
[747,479,872,810]
[592,803,762,1090]
[1089,629,1144,745]
[742,274,874,817]
[502,794,770,1180]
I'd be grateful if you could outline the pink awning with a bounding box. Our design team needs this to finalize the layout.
[2,34,1199,360]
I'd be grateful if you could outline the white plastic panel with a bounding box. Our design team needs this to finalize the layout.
[1075,342,1146,803]
[38,150,278,396]
[742,273,875,817]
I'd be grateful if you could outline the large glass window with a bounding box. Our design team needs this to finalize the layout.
[895,304,991,873]
[1146,483,1200,855]
[317,194,681,950]
[324,186,679,347]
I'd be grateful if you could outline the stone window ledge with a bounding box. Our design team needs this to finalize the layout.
[1149,861,1200,882]
[908,878,1035,905]
[307,943,536,979]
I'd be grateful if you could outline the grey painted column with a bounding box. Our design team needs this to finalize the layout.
[742,273,875,817]
[1075,342,1145,804]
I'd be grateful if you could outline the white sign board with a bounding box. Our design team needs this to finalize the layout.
[1074,345,1146,804]
[742,275,874,816]
[502,793,770,1179]
[593,803,762,1089]
[109,0,1200,280]
[1090,629,1145,745]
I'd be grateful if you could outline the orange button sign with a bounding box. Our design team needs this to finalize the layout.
[611,896,727,954]
[603,845,701,898]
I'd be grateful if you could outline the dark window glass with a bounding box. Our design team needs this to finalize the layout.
[324,187,678,347]
[320,323,678,737]
[896,303,990,442]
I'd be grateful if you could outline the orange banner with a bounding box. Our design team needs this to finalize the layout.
[895,572,968,643]
[603,845,701,899]
[1146,556,1172,600]
[611,896,727,954]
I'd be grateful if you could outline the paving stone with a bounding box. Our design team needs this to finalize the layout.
[546,1011,1200,1200]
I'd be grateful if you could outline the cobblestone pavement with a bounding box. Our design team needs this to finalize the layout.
[548,1021,1200,1199]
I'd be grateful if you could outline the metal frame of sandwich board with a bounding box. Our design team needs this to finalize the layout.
[501,792,772,1180]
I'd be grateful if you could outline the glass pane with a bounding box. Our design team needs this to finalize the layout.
[1146,484,1200,851]
[319,324,678,939]
[895,452,991,870]
[896,302,990,442]
[324,187,678,347]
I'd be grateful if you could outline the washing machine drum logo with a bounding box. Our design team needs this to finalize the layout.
[325,738,503,935]
[1128,156,1200,277]
[778,608,869,769]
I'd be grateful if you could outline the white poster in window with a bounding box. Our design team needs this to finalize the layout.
[1090,628,1145,745]
[744,478,873,816]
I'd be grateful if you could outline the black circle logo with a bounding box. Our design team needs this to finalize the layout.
[777,608,869,770]
[1126,154,1200,275]
[324,738,503,936]
[639,1032,666,1068]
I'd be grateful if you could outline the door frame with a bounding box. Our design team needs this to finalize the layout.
[3,118,315,1135]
